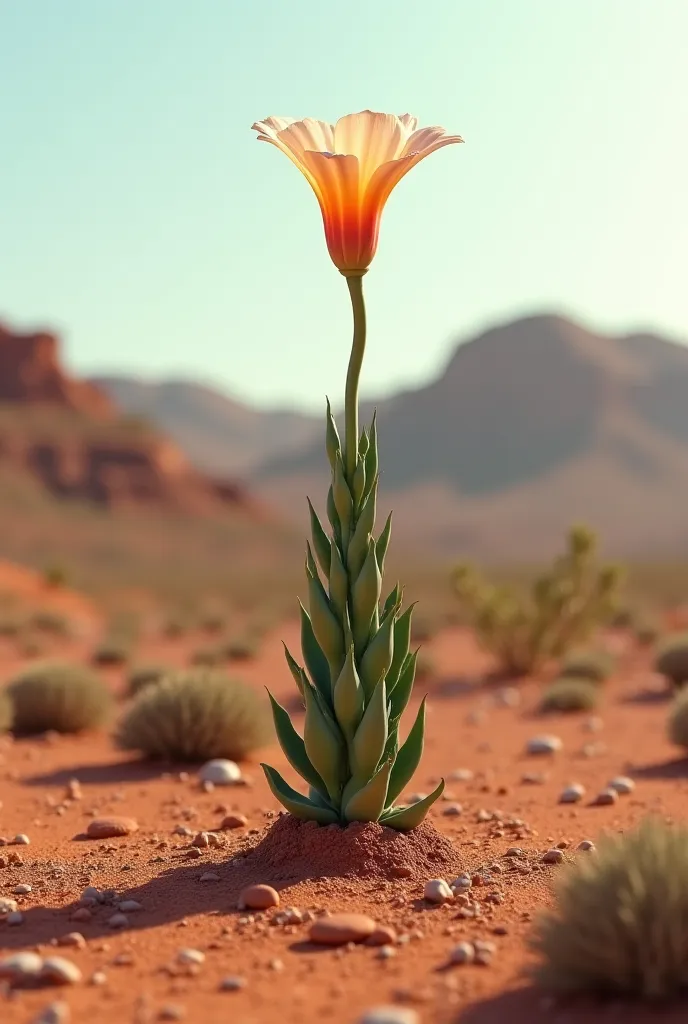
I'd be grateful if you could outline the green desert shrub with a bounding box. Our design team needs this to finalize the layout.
[224,635,259,662]
[7,662,112,735]
[43,563,68,588]
[115,669,272,761]
[540,677,599,713]
[198,608,227,634]
[559,648,614,684]
[667,688,688,749]
[0,688,12,733]
[654,634,688,690]
[529,817,688,999]
[453,525,621,677]
[126,663,170,698]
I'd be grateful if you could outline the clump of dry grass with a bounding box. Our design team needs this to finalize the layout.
[115,669,272,761]
[126,663,170,698]
[29,608,72,637]
[0,687,12,733]
[667,688,688,749]
[559,648,615,684]
[223,635,260,662]
[190,644,225,668]
[540,677,599,713]
[655,634,688,690]
[529,817,688,999]
[7,662,112,735]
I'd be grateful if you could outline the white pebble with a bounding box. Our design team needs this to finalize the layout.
[7,911,24,926]
[608,776,635,795]
[220,975,247,991]
[577,839,596,852]
[0,951,43,982]
[107,913,129,929]
[40,957,82,986]
[31,1001,70,1024]
[450,874,472,892]
[117,900,143,913]
[447,768,474,782]
[442,804,463,817]
[359,1009,419,1024]
[594,787,619,806]
[559,783,585,804]
[449,941,475,965]
[200,872,220,883]
[177,948,205,966]
[14,834,30,845]
[424,879,454,904]
[198,759,241,785]
[13,883,32,895]
[526,735,562,755]
[0,898,18,915]
[541,849,565,864]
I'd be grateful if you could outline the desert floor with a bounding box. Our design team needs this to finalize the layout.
[1,575,687,1024]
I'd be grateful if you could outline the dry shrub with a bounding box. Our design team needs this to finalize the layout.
[29,609,72,637]
[0,687,12,733]
[540,677,599,713]
[530,817,688,999]
[126,663,170,698]
[655,634,688,690]
[667,688,688,749]
[223,635,259,662]
[559,648,614,684]
[190,645,224,668]
[7,662,112,735]
[115,669,272,761]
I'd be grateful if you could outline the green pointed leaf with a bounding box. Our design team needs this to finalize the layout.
[351,540,381,657]
[386,697,427,806]
[303,682,346,805]
[389,650,417,723]
[282,643,306,699]
[261,764,339,824]
[364,413,378,499]
[380,779,445,831]
[347,477,378,579]
[358,428,369,457]
[325,398,342,471]
[375,512,392,573]
[387,603,416,693]
[299,603,331,704]
[343,759,393,823]
[328,539,348,621]
[305,542,319,580]
[307,499,331,577]
[382,584,402,620]
[266,690,329,798]
[333,646,364,741]
[307,570,344,674]
[351,678,388,782]
[352,457,366,509]
[326,484,341,544]
[360,609,395,699]
[333,453,353,541]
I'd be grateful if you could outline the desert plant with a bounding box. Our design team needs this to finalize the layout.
[190,644,224,667]
[224,635,259,662]
[634,617,660,647]
[7,662,112,735]
[529,817,688,998]
[559,648,614,684]
[126,663,170,698]
[540,677,599,713]
[0,688,12,733]
[92,637,132,666]
[655,634,688,690]
[452,526,622,677]
[667,688,688,749]
[115,669,271,761]
[29,608,72,637]
[43,562,68,588]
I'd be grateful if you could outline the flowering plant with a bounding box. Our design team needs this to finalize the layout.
[253,110,462,829]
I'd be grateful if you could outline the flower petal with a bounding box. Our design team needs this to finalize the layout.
[300,151,367,271]
[333,111,407,187]
[401,125,464,158]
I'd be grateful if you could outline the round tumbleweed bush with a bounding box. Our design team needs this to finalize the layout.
[7,662,112,735]
[559,648,614,684]
[115,669,272,761]
[655,634,688,690]
[667,688,688,750]
[126,663,171,698]
[529,817,688,999]
[540,677,599,713]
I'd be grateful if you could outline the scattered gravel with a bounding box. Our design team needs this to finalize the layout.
[424,878,454,904]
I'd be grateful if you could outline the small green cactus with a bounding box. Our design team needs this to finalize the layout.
[530,817,688,998]
[559,648,614,684]
[452,526,621,677]
[655,634,688,690]
[7,662,112,735]
[116,669,271,761]
[540,677,599,713]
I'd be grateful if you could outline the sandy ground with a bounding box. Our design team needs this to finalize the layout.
[1,605,688,1024]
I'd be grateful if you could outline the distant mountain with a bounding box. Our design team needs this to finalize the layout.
[94,314,688,561]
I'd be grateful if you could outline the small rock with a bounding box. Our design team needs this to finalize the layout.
[0,898,18,915]
[608,776,635,795]
[449,874,472,892]
[449,941,475,965]
[90,971,107,986]
[40,957,82,986]
[13,883,32,895]
[31,1001,70,1024]
[198,759,241,785]
[358,1008,419,1024]
[521,771,546,785]
[219,814,247,830]
[86,817,138,840]
[200,871,220,883]
[219,975,247,991]
[424,879,454,904]
[559,783,585,804]
[366,925,397,947]
[526,735,562,756]
[442,804,463,817]
[177,948,205,966]
[594,788,619,806]
[80,886,100,903]
[474,939,497,965]
[14,834,30,845]
[447,768,474,782]
[582,715,604,733]
[57,933,86,949]
[309,913,377,946]
[577,839,596,852]
[159,1006,185,1021]
[7,911,24,926]
[0,951,43,983]
[191,832,210,847]
[541,849,565,865]
[118,900,143,913]
[107,913,129,929]
[377,945,396,960]
[495,687,521,708]
[238,884,279,910]
[70,908,92,923]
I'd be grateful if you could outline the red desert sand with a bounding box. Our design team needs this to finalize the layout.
[2,607,688,1023]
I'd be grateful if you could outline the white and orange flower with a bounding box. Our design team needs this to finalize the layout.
[251,110,463,275]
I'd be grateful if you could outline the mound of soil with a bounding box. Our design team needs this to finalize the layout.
[226,813,464,889]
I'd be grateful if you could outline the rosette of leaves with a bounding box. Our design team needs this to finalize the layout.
[262,405,442,830]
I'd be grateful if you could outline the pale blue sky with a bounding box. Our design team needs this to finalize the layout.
[2,1,687,411]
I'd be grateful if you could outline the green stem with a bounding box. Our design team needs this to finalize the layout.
[344,274,367,483]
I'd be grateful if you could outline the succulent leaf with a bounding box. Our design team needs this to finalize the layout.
[306,571,344,676]
[351,678,388,782]
[325,398,342,471]
[299,603,331,704]
[380,778,445,831]
[360,609,395,699]
[303,682,346,804]
[266,690,329,798]
[351,540,382,656]
[261,764,339,824]
[332,646,364,741]
[386,697,427,805]
[307,498,332,577]
[343,759,393,822]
